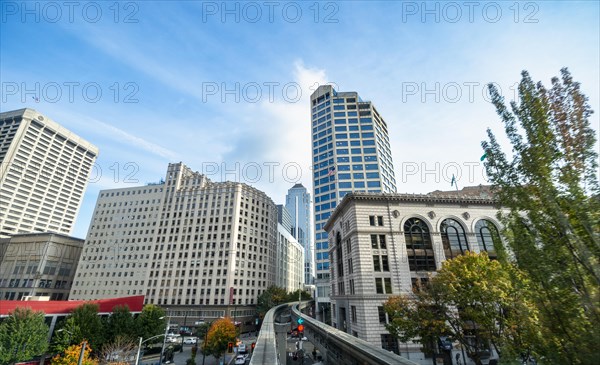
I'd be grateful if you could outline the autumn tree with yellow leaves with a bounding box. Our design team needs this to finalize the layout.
[51,342,98,365]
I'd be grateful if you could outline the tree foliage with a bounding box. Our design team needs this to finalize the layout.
[51,315,93,356]
[201,317,237,361]
[69,303,105,352]
[105,305,135,342]
[193,322,211,340]
[256,286,289,317]
[287,289,313,302]
[134,304,166,347]
[256,286,310,318]
[482,68,600,364]
[0,307,49,364]
[384,252,539,365]
[51,342,98,365]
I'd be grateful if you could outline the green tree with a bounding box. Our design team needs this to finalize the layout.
[256,286,289,318]
[193,322,211,341]
[0,307,49,364]
[105,305,135,342]
[134,304,166,347]
[384,252,539,365]
[69,303,105,352]
[482,68,600,364]
[286,289,313,302]
[383,294,446,364]
[50,316,81,354]
[201,318,236,362]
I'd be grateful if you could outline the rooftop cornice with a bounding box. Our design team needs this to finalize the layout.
[324,190,499,231]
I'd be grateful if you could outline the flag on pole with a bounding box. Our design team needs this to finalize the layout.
[327,166,336,177]
[451,174,459,191]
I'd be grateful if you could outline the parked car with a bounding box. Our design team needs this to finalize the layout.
[183,337,197,345]
[166,334,181,343]
[235,355,246,364]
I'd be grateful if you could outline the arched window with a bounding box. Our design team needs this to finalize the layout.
[475,220,499,260]
[404,218,436,271]
[441,219,468,259]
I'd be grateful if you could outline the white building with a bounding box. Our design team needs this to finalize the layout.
[285,183,314,285]
[0,108,99,238]
[0,232,84,300]
[275,223,305,292]
[310,86,397,322]
[324,187,502,364]
[70,162,278,328]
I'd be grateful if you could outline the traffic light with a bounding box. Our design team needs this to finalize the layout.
[251,342,255,352]
[228,342,233,353]
[297,324,304,333]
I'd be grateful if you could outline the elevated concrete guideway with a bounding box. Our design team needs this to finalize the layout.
[250,301,418,365]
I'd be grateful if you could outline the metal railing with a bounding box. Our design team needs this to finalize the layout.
[250,300,418,365]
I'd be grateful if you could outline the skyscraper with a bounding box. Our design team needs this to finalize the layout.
[310,85,397,322]
[285,183,313,285]
[0,108,99,238]
[70,162,279,329]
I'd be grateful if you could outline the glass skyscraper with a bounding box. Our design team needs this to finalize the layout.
[310,85,397,322]
[285,183,313,285]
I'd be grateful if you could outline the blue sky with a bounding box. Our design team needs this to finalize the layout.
[2,1,599,238]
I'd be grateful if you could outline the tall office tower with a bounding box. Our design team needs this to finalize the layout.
[70,163,278,328]
[276,204,293,233]
[275,212,305,292]
[0,109,99,238]
[310,85,397,322]
[285,183,313,285]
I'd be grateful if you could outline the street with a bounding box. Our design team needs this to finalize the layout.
[140,334,258,365]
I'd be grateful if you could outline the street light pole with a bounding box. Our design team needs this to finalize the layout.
[77,341,87,365]
[159,314,170,365]
[135,332,167,365]
[135,336,143,365]
[201,330,209,365]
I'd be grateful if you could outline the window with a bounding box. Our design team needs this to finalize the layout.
[369,215,384,226]
[381,334,399,354]
[384,278,392,293]
[373,255,388,272]
[411,277,430,292]
[336,232,344,277]
[378,306,387,323]
[381,255,389,271]
[370,234,386,249]
[404,218,436,271]
[373,256,381,271]
[351,306,357,322]
[375,278,384,293]
[441,219,468,259]
[475,220,499,260]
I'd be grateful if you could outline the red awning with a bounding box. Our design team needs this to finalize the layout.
[0,295,144,316]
